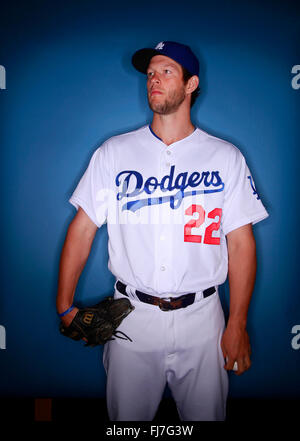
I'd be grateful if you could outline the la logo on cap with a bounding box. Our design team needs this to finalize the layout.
[155,42,165,50]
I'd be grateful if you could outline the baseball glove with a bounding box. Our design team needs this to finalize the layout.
[59,296,134,347]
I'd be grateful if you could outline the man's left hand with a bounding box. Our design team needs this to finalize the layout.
[220,323,251,375]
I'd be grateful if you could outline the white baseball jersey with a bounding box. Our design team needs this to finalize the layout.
[69,125,268,296]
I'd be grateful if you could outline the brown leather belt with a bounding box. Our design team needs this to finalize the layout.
[116,280,216,311]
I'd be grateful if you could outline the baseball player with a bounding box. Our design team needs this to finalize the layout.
[56,41,269,421]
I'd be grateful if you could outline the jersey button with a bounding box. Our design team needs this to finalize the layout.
[160,265,166,271]
[166,150,171,155]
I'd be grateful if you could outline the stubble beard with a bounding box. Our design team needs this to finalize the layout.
[148,86,186,115]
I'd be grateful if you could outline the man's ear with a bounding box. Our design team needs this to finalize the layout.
[186,75,199,94]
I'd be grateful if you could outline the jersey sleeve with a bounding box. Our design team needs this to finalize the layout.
[69,142,111,228]
[221,146,269,235]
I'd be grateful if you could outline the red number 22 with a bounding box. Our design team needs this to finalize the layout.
[184,205,222,245]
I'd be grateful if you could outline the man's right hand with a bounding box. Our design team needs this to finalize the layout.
[59,306,89,342]
[60,306,79,328]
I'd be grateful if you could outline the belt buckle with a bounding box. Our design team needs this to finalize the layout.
[158,297,172,311]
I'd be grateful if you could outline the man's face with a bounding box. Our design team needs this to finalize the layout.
[146,55,187,115]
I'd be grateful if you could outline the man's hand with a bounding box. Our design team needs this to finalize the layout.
[60,306,79,328]
[59,297,135,347]
[221,322,251,375]
[59,306,88,342]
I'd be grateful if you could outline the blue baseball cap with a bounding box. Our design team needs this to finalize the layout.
[132,41,199,77]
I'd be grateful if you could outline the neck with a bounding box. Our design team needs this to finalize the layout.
[151,108,195,146]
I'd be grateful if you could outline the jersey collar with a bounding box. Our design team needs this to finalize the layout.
[148,124,198,147]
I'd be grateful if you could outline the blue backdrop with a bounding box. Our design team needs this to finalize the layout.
[0,0,299,399]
